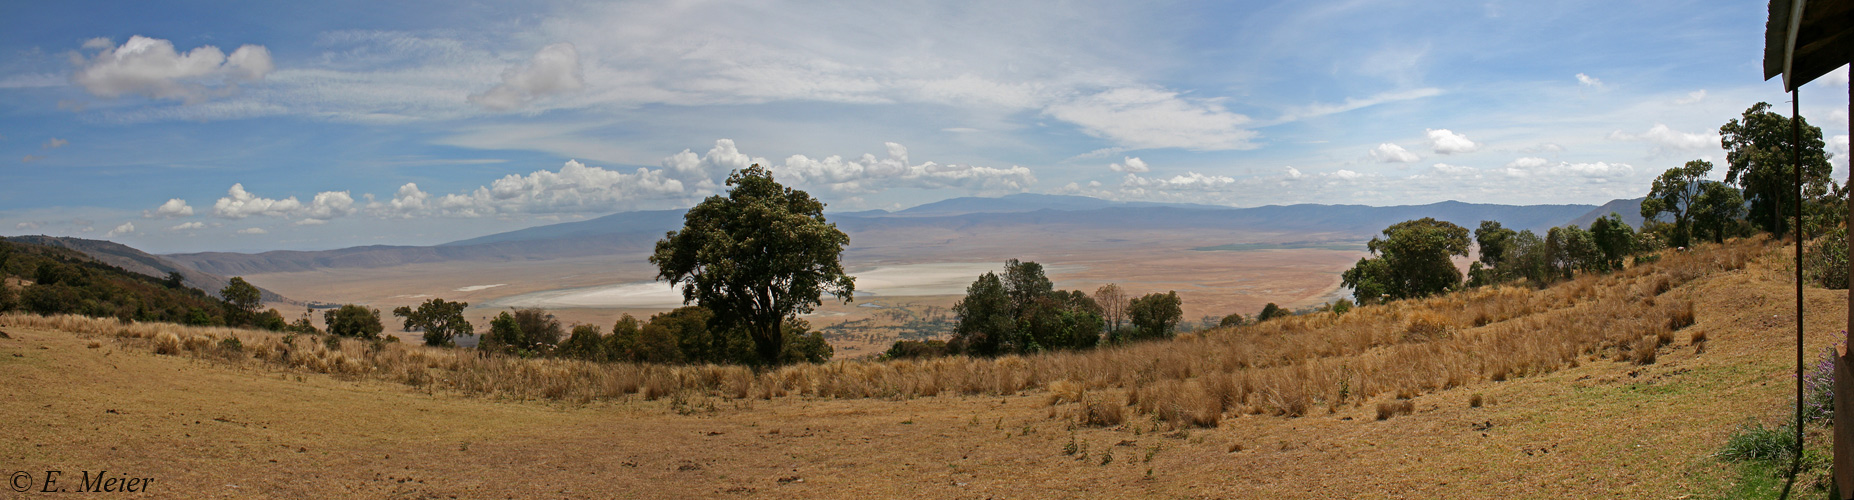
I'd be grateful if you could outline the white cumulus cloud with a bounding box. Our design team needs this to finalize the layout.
[1607,124,1720,155]
[1429,163,1480,177]
[145,198,195,218]
[169,221,205,231]
[1370,143,1421,163]
[1575,73,1603,87]
[104,222,135,238]
[1108,157,1150,173]
[236,227,268,235]
[301,191,357,221]
[660,139,760,186]
[1426,129,1479,154]
[1121,171,1236,191]
[469,43,585,111]
[1502,158,1631,180]
[370,183,430,218]
[774,142,1035,194]
[71,36,272,102]
[213,183,304,219]
[210,184,356,222]
[42,138,67,149]
[383,160,687,217]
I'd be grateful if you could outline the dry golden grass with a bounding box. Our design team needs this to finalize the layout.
[0,237,1764,433]
[0,234,1833,498]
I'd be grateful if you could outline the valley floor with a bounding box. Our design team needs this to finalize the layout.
[0,244,1840,499]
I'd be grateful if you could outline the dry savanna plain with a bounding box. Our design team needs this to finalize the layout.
[0,237,1835,498]
[247,224,1365,354]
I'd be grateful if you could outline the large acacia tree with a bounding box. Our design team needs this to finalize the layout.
[1342,217,1471,300]
[1720,102,1833,238]
[651,165,855,365]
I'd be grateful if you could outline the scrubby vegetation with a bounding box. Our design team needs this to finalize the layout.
[0,239,260,327]
[947,259,1115,355]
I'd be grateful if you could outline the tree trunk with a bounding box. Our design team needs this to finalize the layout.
[753,316,784,366]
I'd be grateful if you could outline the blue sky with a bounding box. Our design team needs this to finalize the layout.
[1,0,1847,253]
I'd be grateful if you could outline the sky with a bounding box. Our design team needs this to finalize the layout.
[1,0,1849,253]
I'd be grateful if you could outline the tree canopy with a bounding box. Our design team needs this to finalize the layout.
[392,298,472,347]
[1127,291,1183,340]
[1342,218,1471,300]
[1689,182,1746,244]
[1720,102,1834,238]
[951,260,1107,355]
[1640,160,1712,248]
[220,277,261,326]
[323,304,384,339]
[651,164,855,365]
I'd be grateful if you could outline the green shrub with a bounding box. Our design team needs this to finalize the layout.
[323,304,384,339]
[883,339,949,360]
[1803,227,1847,289]
[780,322,832,364]
[1330,299,1353,315]
[1127,291,1182,340]
[559,324,606,361]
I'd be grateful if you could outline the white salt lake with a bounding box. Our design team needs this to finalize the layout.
[483,262,1020,309]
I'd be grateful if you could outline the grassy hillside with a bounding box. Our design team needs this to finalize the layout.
[5,235,291,303]
[0,239,232,324]
[0,236,1832,497]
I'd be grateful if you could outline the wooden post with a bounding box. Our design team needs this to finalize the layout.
[1837,62,1854,499]
[1841,344,1853,498]
[1840,63,1854,500]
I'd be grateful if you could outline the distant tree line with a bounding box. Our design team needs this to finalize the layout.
[481,305,831,365]
[883,259,1189,360]
[1341,101,1845,299]
[0,240,292,329]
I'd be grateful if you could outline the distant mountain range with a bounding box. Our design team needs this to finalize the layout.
[1565,197,1650,229]
[148,194,1623,276]
[5,235,292,304]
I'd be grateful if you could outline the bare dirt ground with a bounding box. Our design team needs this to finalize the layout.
[0,246,1829,498]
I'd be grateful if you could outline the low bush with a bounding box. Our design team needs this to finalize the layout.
[1803,227,1848,289]
[1376,399,1415,420]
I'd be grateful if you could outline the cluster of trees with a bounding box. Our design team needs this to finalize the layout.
[947,259,1105,356]
[1345,101,1842,300]
[1343,214,1656,299]
[523,306,831,365]
[0,240,256,327]
[1639,160,1749,248]
[1467,216,1648,287]
[932,260,1184,358]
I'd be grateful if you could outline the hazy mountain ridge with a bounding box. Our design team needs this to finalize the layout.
[153,194,1611,275]
[1565,197,1650,229]
[5,235,292,304]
